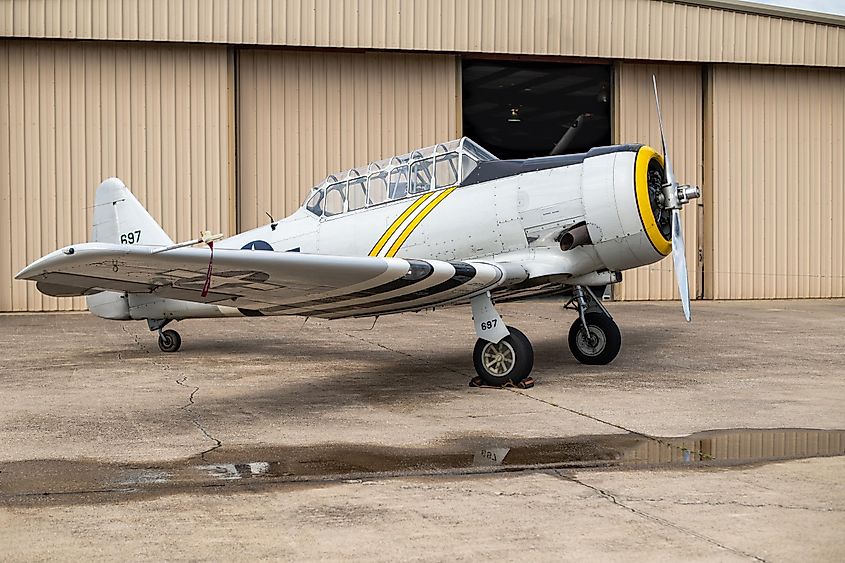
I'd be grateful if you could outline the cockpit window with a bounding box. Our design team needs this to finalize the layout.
[324,182,346,216]
[435,152,459,188]
[462,138,498,162]
[348,177,367,211]
[389,165,409,199]
[368,171,389,205]
[461,154,478,180]
[305,190,324,216]
[409,159,433,194]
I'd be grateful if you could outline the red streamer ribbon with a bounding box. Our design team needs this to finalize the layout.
[201,240,214,297]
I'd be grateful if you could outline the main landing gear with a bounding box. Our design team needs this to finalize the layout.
[470,293,534,386]
[468,285,621,387]
[472,326,534,386]
[148,319,182,353]
[565,285,621,365]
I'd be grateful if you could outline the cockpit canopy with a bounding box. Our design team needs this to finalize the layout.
[304,137,497,217]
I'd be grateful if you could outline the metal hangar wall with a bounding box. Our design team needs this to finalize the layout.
[0,40,232,312]
[236,49,459,228]
[1,0,844,311]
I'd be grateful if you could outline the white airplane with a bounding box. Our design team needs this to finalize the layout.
[16,79,699,386]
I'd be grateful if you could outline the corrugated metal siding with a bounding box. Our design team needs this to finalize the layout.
[613,62,703,301]
[237,49,458,230]
[2,0,843,67]
[0,40,231,312]
[706,65,845,299]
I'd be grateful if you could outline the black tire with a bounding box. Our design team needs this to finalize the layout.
[568,313,621,365]
[158,329,182,353]
[473,326,534,386]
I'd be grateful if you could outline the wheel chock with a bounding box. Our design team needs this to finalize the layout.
[468,376,535,389]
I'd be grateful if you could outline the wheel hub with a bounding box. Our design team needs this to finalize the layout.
[576,326,607,357]
[481,340,516,376]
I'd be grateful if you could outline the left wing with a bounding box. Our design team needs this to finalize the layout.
[17,243,518,318]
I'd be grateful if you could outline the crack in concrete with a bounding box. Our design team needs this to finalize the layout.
[598,494,844,513]
[507,388,649,435]
[175,376,223,461]
[118,324,223,461]
[659,498,843,513]
[552,470,768,562]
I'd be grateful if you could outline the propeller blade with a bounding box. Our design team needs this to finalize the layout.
[652,75,676,188]
[671,208,691,322]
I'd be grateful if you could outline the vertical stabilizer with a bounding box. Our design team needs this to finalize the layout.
[92,178,173,246]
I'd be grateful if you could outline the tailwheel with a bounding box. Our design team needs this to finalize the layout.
[568,312,621,365]
[158,329,182,353]
[473,326,534,386]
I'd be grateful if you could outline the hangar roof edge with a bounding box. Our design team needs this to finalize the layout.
[673,0,845,27]
[1,0,843,67]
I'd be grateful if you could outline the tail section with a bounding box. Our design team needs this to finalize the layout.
[92,177,173,246]
[88,178,172,319]
[87,178,232,323]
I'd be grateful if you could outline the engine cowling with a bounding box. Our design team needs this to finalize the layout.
[580,145,672,272]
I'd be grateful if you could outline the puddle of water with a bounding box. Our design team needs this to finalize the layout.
[2,428,842,504]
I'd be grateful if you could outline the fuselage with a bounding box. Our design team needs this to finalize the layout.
[220,144,671,290]
[80,142,673,321]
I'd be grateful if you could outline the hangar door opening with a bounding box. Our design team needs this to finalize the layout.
[461,60,611,159]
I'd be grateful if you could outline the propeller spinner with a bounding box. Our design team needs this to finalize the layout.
[651,75,701,321]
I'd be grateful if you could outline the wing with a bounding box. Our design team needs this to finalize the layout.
[16,243,515,319]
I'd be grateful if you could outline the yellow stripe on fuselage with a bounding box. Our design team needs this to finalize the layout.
[368,192,435,257]
[385,187,456,257]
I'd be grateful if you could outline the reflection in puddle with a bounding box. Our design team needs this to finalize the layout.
[119,469,171,486]
[473,448,511,467]
[623,428,845,466]
[186,428,845,481]
[2,428,843,502]
[199,462,270,481]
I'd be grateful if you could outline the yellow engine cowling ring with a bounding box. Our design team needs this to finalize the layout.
[633,146,672,256]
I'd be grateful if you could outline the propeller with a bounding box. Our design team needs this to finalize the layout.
[652,75,700,322]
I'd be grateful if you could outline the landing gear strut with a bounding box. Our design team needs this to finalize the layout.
[148,318,182,353]
[565,286,621,365]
